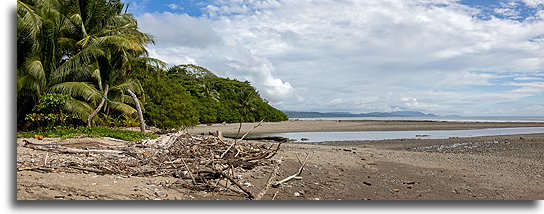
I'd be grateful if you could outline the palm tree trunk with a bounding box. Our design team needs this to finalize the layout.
[127,89,146,133]
[87,84,109,127]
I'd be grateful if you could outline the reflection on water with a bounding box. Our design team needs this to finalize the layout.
[257,127,544,142]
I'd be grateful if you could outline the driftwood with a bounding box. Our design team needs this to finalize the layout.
[23,140,125,155]
[255,159,281,200]
[69,166,107,174]
[215,169,255,199]
[20,126,283,200]
[272,154,309,188]
[221,120,263,158]
[235,136,290,142]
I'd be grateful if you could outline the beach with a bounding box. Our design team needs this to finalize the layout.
[187,119,544,134]
[17,120,544,200]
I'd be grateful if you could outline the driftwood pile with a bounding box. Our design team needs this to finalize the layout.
[18,130,284,199]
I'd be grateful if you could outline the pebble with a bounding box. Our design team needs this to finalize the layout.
[153,188,165,197]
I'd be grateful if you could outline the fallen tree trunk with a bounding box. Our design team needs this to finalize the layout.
[23,140,125,155]
[236,136,290,142]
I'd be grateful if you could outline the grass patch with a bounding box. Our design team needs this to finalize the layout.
[17,126,158,141]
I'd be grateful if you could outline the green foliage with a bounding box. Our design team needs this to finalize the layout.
[16,0,286,130]
[24,93,80,129]
[17,0,159,127]
[142,64,288,125]
[17,126,157,141]
[139,73,199,129]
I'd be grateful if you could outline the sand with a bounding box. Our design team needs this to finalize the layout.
[186,120,544,135]
[17,120,544,200]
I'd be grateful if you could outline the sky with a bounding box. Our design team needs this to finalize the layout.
[125,0,544,116]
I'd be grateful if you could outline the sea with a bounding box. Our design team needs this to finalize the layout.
[258,116,544,142]
[289,116,544,123]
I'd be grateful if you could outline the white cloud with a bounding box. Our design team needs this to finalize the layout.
[521,0,544,7]
[137,0,544,116]
[166,3,182,10]
[138,12,222,48]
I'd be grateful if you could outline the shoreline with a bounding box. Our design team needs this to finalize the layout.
[187,119,544,135]
[17,132,544,200]
[17,120,544,200]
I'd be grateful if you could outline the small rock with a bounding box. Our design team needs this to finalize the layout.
[403,181,418,185]
[153,188,165,197]
[362,181,372,186]
[390,189,400,193]
[172,171,181,178]
[242,181,252,187]
[54,195,65,199]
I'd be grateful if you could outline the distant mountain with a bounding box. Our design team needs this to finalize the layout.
[283,111,439,118]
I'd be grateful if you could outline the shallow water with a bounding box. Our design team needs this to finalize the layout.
[256,127,544,142]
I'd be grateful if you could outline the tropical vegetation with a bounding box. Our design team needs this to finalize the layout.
[139,65,288,129]
[17,0,287,134]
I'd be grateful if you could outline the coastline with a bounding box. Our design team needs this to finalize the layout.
[187,119,544,135]
[17,120,544,200]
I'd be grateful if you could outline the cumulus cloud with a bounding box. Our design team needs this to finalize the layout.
[138,12,222,48]
[136,0,544,116]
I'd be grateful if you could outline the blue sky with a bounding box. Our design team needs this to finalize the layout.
[126,0,544,116]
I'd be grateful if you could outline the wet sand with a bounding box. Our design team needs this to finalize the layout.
[187,120,544,135]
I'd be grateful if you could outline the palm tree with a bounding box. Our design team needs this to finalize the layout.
[51,0,164,130]
[17,0,101,121]
[17,0,163,130]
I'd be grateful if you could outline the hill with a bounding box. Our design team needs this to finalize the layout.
[283,110,439,118]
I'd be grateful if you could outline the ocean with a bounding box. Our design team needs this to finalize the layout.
[289,116,544,123]
[257,127,544,142]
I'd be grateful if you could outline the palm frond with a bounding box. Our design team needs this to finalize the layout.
[49,47,104,85]
[109,102,137,117]
[48,82,101,104]
[26,59,46,90]
[17,0,42,51]
[111,78,143,95]
[63,99,94,121]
